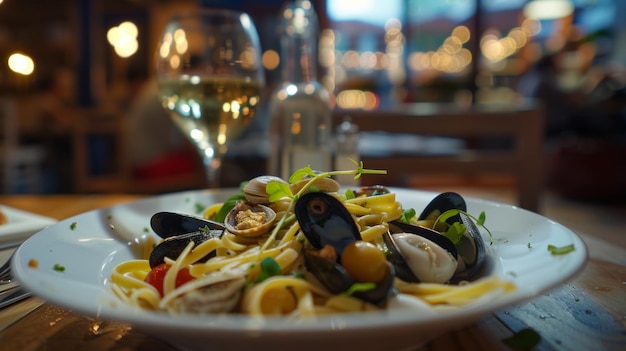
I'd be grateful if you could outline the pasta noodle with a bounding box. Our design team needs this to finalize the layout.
[109,178,515,318]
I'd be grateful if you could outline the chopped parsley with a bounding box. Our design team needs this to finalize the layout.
[53,264,66,272]
[399,208,416,223]
[194,202,206,214]
[548,244,575,255]
[70,222,77,230]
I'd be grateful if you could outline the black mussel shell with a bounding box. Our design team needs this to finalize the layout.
[151,211,225,239]
[294,192,361,257]
[303,249,396,306]
[353,185,391,197]
[352,261,396,306]
[303,250,352,293]
[450,213,487,283]
[418,192,467,225]
[149,230,221,268]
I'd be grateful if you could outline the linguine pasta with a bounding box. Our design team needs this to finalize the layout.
[110,181,515,317]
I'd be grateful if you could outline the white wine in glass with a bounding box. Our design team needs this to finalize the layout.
[156,9,264,188]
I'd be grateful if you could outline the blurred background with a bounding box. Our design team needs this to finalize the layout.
[0,0,624,206]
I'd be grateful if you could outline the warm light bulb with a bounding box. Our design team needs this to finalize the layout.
[523,0,574,20]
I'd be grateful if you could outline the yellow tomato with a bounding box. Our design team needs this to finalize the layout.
[341,241,388,283]
[260,287,297,314]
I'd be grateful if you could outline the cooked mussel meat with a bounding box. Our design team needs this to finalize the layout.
[382,226,458,284]
[294,192,396,306]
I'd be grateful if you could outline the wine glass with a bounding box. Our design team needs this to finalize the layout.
[156,9,264,188]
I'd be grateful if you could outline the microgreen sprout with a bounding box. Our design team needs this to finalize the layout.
[433,209,493,245]
[343,282,376,296]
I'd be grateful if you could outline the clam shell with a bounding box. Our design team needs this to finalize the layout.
[243,175,288,204]
[224,201,277,237]
[159,271,246,314]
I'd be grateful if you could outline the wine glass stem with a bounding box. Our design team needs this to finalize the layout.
[201,153,222,188]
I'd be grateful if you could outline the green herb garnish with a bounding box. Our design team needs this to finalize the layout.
[344,188,356,200]
[194,202,206,214]
[254,257,282,283]
[214,194,247,223]
[399,208,416,223]
[53,264,66,272]
[434,209,493,245]
[343,282,376,296]
[70,222,77,230]
[548,244,575,255]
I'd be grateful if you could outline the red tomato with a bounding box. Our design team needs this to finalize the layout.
[144,263,195,297]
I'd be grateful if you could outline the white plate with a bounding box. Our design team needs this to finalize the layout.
[12,188,587,351]
[0,205,57,249]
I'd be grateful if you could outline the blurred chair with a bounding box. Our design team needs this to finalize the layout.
[333,100,545,212]
[71,104,206,194]
[0,96,46,193]
[72,105,133,193]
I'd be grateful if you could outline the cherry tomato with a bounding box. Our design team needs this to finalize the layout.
[144,263,195,297]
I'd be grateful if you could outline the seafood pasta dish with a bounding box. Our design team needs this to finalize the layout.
[110,165,515,316]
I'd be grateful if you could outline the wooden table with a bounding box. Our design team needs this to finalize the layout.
[0,194,624,350]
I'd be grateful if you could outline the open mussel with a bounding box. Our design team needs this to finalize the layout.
[418,192,486,282]
[294,192,396,306]
[383,191,486,283]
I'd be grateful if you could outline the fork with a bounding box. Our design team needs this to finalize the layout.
[0,251,33,308]
[0,251,14,284]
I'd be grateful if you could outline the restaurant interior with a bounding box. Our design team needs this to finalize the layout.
[0,1,625,348]
[1,0,625,218]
